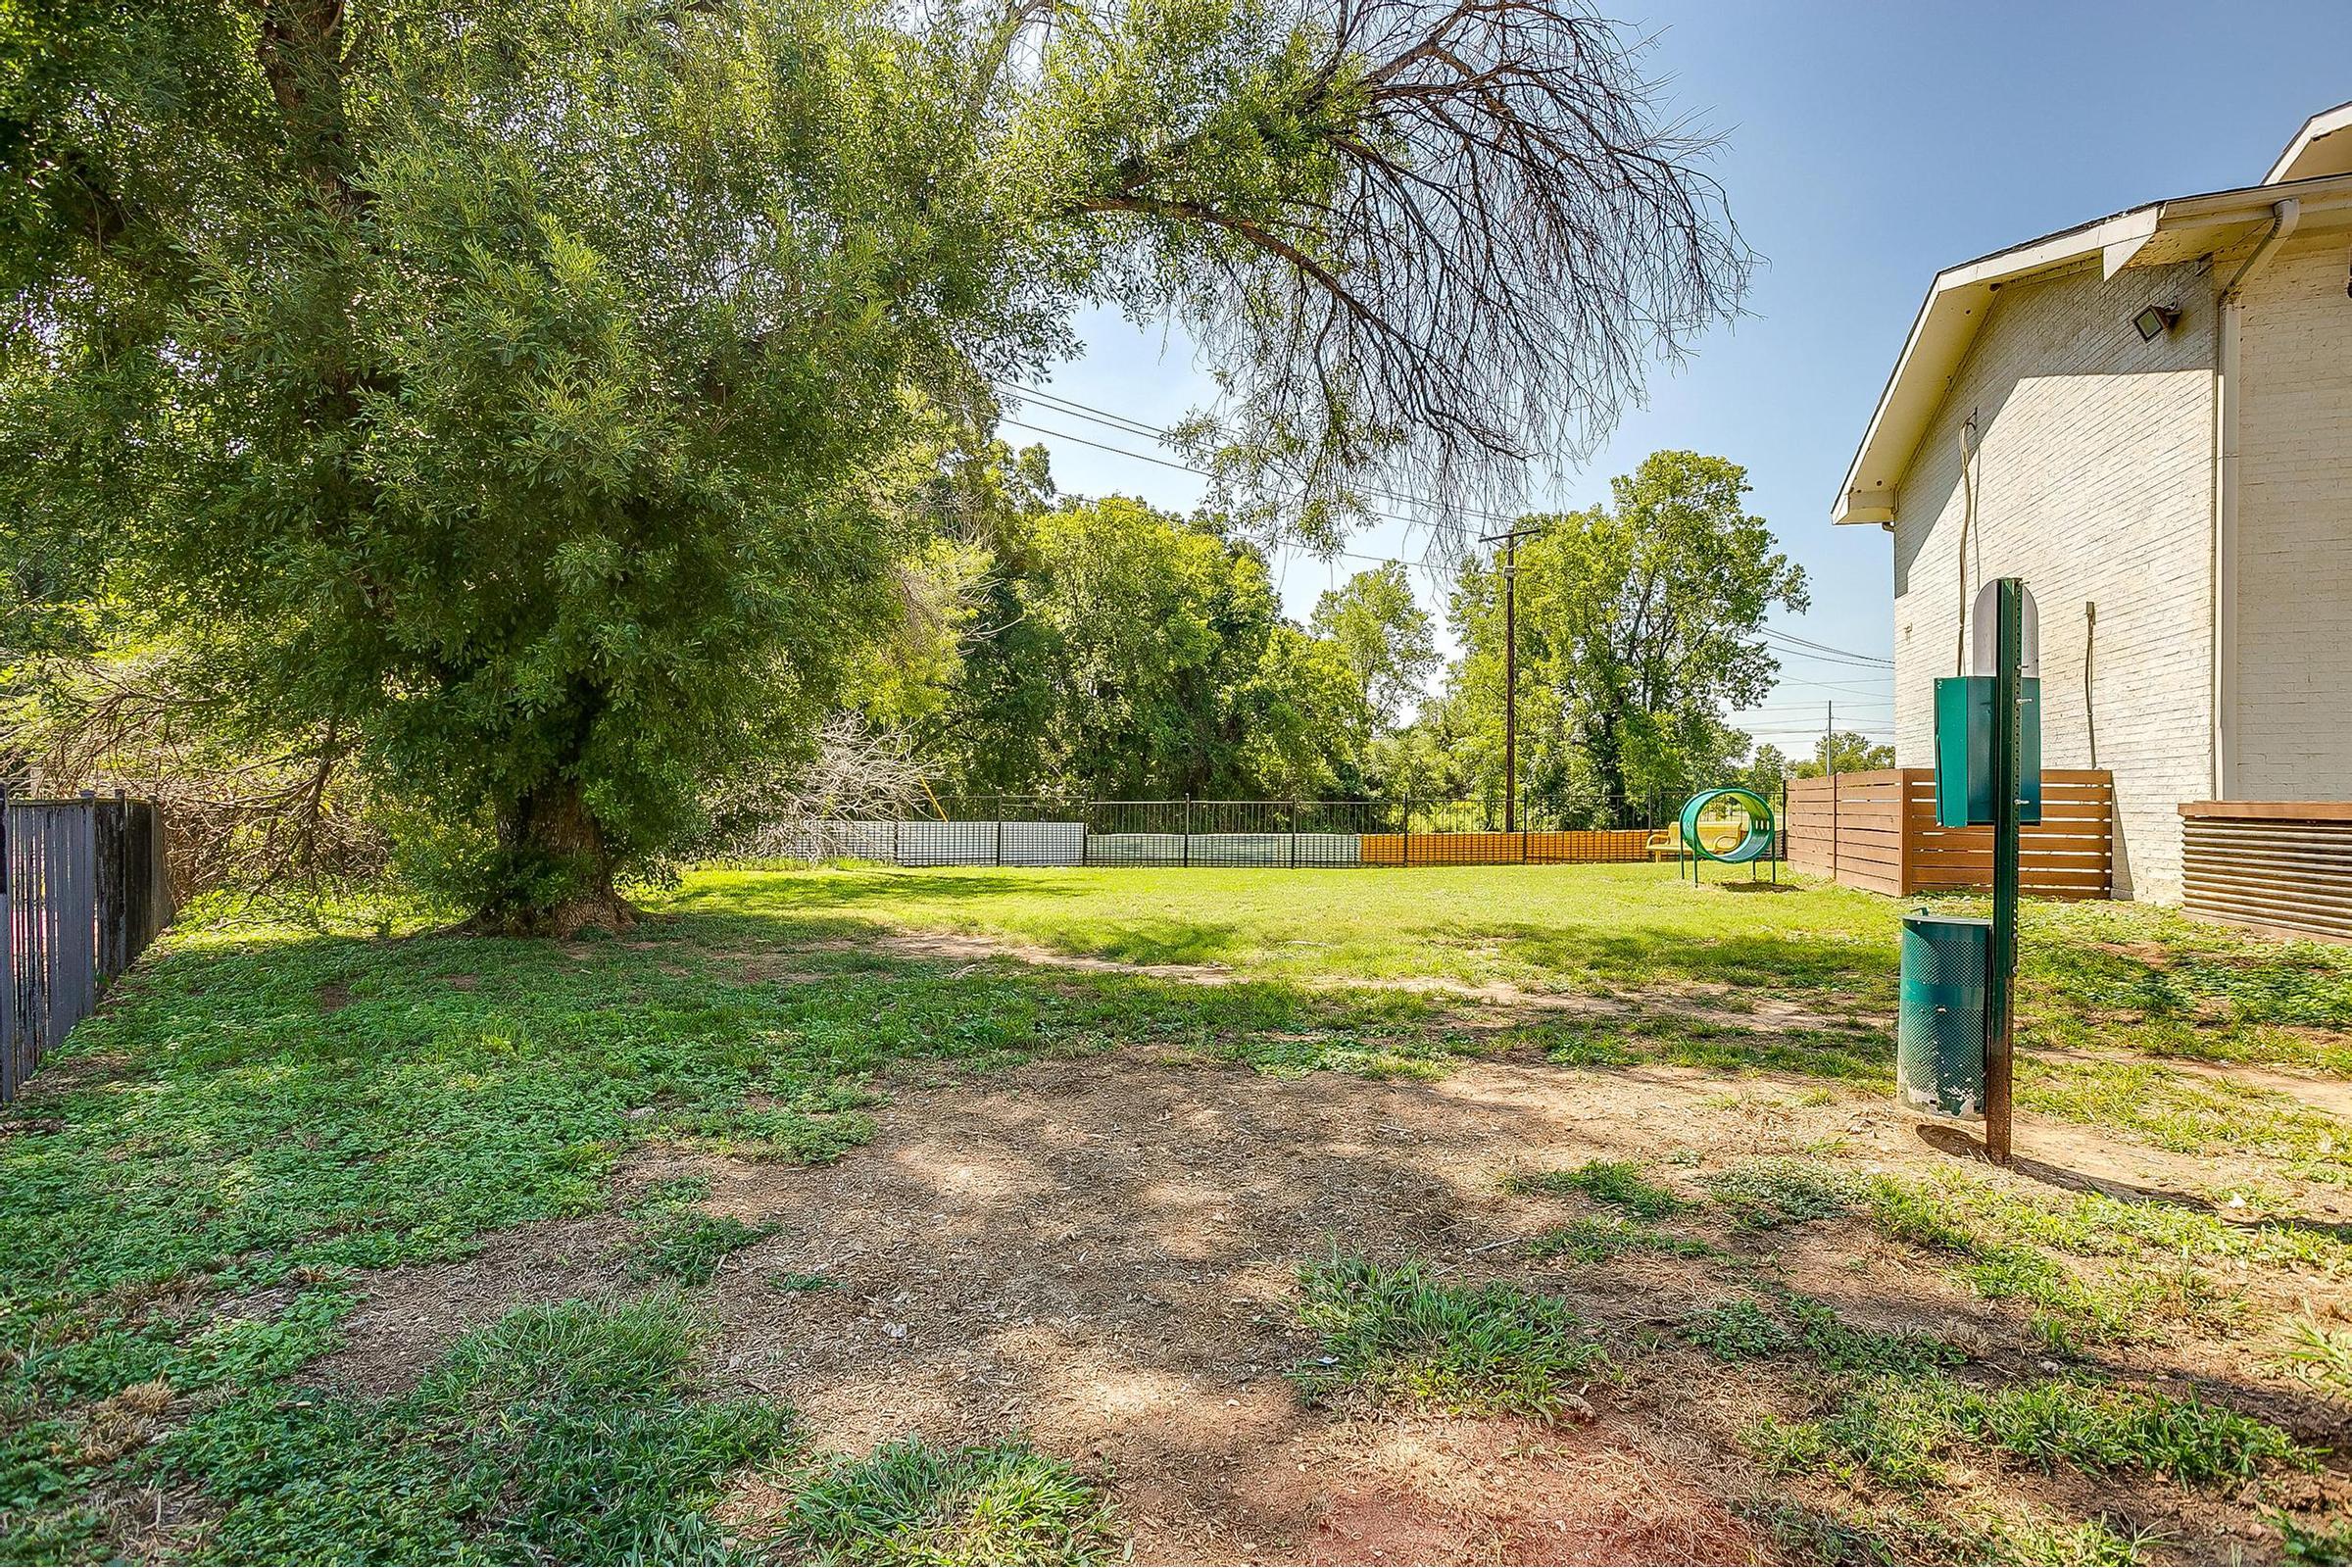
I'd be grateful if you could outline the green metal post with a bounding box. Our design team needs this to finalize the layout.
[1985,578,2023,1165]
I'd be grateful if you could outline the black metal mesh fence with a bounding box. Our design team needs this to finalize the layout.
[3,793,173,1102]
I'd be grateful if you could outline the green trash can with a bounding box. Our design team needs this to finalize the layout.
[1897,911,1988,1117]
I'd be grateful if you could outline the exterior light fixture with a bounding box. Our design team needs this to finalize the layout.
[2133,304,2180,341]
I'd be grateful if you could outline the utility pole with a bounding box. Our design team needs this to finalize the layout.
[1481,524,1544,833]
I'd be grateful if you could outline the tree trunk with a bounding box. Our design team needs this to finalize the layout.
[1588,715,1632,829]
[470,779,641,938]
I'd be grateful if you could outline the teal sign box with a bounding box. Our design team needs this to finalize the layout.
[1933,675,2042,828]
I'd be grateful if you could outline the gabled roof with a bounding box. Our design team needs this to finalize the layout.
[2269,100,2352,184]
[1833,101,2352,525]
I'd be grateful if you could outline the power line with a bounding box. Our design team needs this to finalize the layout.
[1757,643,1896,674]
[1001,393,1910,712]
[996,381,1527,531]
[1761,646,1895,674]
[1756,627,1893,666]
[1770,678,1897,698]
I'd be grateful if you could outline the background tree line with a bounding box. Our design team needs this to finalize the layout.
[822,445,1823,828]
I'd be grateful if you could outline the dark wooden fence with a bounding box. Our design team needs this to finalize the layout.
[2180,802,2352,944]
[1784,768,2113,900]
[2,793,173,1102]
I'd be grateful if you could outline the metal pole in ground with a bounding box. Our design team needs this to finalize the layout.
[1503,538,1517,835]
[1984,578,2025,1166]
[1480,524,1542,835]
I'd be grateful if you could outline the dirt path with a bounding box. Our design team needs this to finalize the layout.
[859,929,1876,1036]
[2036,1043,2352,1120]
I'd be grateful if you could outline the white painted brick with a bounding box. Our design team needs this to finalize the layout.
[1888,257,2217,902]
[2233,231,2352,799]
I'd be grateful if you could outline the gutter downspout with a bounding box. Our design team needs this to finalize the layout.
[2211,197,2300,801]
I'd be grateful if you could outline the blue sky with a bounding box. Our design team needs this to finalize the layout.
[1007,1,2352,752]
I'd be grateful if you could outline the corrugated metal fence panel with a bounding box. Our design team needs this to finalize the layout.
[892,820,1087,867]
[2,796,173,1103]
[1784,769,2113,900]
[2180,804,2352,944]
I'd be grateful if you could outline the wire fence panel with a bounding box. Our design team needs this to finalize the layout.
[2,794,173,1104]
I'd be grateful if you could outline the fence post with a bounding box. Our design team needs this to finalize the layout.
[1289,800,1298,869]
[1181,796,1192,868]
[1830,767,1839,884]
[994,807,1004,867]
[93,791,122,988]
[1402,793,1412,868]
[1,785,13,1104]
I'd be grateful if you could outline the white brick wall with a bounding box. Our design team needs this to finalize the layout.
[1888,257,2218,902]
[2230,231,2352,799]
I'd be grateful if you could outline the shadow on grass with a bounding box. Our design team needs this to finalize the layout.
[662,869,1088,915]
[1465,922,1895,998]
[1913,1124,2220,1210]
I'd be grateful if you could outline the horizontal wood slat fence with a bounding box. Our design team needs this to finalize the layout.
[2180,802,2352,945]
[1784,768,2113,900]
[3,794,174,1102]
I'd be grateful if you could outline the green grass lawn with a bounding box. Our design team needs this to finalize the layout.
[1,862,2347,1561]
[675,860,1901,991]
[685,861,2352,1069]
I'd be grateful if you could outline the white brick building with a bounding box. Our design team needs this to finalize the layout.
[1835,101,2352,906]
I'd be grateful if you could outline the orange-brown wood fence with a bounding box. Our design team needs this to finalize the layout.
[1783,768,2113,900]
[1359,828,1653,865]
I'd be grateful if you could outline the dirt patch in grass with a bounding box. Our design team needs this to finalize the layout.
[2040,1045,2352,1122]
[307,1047,2351,1562]
[667,1047,1799,1562]
[306,1213,635,1399]
[1299,1416,1763,1564]
[2089,940,2179,968]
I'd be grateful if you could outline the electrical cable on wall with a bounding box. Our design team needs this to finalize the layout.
[1956,411,1980,677]
[2084,600,2098,769]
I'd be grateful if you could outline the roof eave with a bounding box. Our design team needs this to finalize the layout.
[2266,100,2352,184]
[1831,174,2352,526]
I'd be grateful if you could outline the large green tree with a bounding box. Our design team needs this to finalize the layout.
[1446,450,1805,825]
[1310,564,1438,727]
[1794,731,1894,778]
[910,494,1363,799]
[6,0,1744,929]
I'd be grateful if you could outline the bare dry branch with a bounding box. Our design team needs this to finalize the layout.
[1056,0,1748,550]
